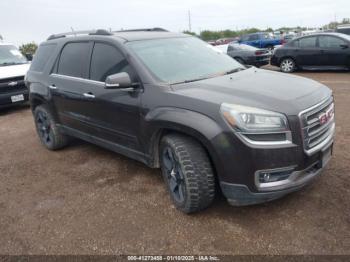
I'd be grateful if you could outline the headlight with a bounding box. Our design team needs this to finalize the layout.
[220,103,289,133]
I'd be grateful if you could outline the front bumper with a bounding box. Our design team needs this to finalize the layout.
[0,89,29,108]
[270,55,279,66]
[220,140,333,206]
[246,56,270,67]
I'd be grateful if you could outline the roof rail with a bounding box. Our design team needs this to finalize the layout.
[47,29,112,40]
[114,27,168,33]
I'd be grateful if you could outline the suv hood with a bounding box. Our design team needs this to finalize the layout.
[0,63,30,79]
[173,67,331,115]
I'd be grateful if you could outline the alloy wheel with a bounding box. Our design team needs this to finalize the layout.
[36,111,53,145]
[280,59,295,73]
[162,147,186,203]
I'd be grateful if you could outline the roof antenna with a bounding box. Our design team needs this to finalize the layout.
[70,27,76,36]
[0,34,3,41]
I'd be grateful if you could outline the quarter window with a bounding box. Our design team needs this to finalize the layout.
[299,37,317,48]
[30,44,57,72]
[57,42,91,78]
[90,43,132,82]
[319,36,346,49]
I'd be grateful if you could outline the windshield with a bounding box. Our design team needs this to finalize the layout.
[126,37,243,84]
[0,45,28,66]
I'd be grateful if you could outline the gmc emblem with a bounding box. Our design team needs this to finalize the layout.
[319,106,334,125]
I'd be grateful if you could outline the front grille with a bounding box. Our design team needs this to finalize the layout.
[299,97,335,155]
[0,76,27,94]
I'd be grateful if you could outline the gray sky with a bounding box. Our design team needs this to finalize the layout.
[1,0,349,46]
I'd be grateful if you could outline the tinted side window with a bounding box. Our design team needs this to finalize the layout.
[57,42,91,78]
[288,40,299,47]
[299,37,317,48]
[241,35,249,41]
[30,44,56,72]
[227,45,235,52]
[248,34,259,41]
[319,36,346,49]
[90,43,132,82]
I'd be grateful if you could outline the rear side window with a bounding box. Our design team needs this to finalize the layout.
[90,43,131,82]
[240,35,249,41]
[248,34,259,41]
[299,37,317,48]
[57,42,91,78]
[318,36,346,49]
[30,44,56,72]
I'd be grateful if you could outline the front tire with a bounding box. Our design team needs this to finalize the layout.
[160,134,216,213]
[34,105,69,150]
[280,58,296,73]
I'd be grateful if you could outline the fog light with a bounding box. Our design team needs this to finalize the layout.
[258,168,294,183]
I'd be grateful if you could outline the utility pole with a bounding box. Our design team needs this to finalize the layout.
[70,27,76,36]
[188,10,192,32]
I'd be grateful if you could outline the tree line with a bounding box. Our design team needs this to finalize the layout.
[16,18,350,55]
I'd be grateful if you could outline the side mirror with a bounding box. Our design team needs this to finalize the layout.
[340,44,349,49]
[105,72,132,89]
[25,53,33,61]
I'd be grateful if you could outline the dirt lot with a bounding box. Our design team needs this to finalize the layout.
[0,68,349,255]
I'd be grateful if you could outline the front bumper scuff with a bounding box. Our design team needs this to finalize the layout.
[220,158,328,206]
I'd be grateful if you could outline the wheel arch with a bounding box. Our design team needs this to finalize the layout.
[144,108,225,177]
[29,93,46,111]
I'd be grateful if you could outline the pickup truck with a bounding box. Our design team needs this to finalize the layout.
[0,42,30,108]
[239,32,285,49]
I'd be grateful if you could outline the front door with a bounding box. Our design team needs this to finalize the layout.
[318,35,348,67]
[79,42,142,151]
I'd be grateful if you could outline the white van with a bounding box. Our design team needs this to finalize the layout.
[0,42,30,108]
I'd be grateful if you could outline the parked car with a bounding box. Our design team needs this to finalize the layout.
[336,24,350,35]
[215,38,236,45]
[271,33,350,73]
[0,42,30,108]
[26,29,334,213]
[227,43,271,67]
[239,32,285,49]
[216,43,271,67]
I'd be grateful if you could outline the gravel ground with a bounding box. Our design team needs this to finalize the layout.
[0,68,349,255]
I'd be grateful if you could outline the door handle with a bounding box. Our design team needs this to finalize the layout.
[83,92,95,98]
[49,84,57,90]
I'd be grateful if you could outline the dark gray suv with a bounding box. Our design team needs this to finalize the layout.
[26,29,335,213]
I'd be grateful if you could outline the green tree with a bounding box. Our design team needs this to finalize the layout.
[183,30,197,36]
[19,42,38,56]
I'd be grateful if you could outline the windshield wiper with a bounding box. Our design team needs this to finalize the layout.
[0,62,26,67]
[171,76,211,85]
[225,67,245,75]
[171,67,246,85]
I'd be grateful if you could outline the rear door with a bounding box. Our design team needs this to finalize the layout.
[49,41,95,134]
[296,36,320,66]
[318,35,349,67]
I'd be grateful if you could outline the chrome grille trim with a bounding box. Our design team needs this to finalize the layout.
[299,97,335,155]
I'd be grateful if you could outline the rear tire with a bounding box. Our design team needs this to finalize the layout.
[34,105,69,150]
[160,134,216,213]
[266,45,274,50]
[280,58,296,73]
